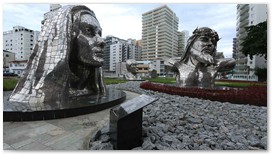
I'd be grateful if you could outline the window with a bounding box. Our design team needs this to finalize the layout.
[10,64,12,67]
[6,55,9,57]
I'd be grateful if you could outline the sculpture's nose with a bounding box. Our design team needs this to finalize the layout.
[95,35,105,49]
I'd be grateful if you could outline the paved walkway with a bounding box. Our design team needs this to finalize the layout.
[3,91,140,150]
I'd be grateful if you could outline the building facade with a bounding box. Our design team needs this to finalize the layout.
[177,30,189,57]
[234,4,267,80]
[103,36,122,72]
[141,5,179,61]
[104,36,142,73]
[3,50,15,73]
[109,41,124,72]
[3,26,40,61]
[9,60,28,76]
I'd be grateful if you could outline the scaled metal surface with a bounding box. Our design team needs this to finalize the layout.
[125,59,138,80]
[168,27,235,88]
[9,5,106,106]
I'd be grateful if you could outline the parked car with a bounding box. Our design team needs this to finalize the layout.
[3,72,18,77]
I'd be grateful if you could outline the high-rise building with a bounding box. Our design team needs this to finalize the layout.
[232,38,237,59]
[103,36,142,73]
[42,4,62,24]
[141,5,179,61]
[235,4,267,78]
[126,38,142,61]
[3,26,40,61]
[177,30,189,57]
[110,42,124,72]
[103,36,124,72]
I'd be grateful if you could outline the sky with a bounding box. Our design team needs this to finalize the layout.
[1,1,268,58]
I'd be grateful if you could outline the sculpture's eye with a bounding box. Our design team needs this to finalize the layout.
[84,28,92,34]
[199,36,209,42]
[83,27,94,36]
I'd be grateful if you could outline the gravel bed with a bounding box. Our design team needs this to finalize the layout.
[89,81,267,150]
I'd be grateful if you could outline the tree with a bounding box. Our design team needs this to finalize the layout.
[241,21,267,60]
[255,67,267,82]
[150,69,158,78]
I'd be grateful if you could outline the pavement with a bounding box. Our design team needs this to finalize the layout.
[3,90,140,150]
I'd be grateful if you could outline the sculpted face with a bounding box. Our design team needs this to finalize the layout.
[128,63,138,74]
[76,14,105,67]
[190,33,217,64]
[126,59,138,74]
[192,36,215,56]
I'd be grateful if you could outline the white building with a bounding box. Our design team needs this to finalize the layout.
[108,37,142,73]
[141,5,179,61]
[3,50,15,73]
[109,42,123,71]
[234,4,267,80]
[178,30,189,57]
[3,26,40,61]
[9,60,28,76]
[42,4,62,24]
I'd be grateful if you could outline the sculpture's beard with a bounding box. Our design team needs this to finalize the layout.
[130,68,138,74]
[201,46,214,56]
[190,47,215,65]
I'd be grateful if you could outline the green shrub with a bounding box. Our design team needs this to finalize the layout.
[3,78,18,91]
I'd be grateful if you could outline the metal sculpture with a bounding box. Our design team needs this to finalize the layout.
[9,5,106,105]
[125,59,138,80]
[167,27,235,88]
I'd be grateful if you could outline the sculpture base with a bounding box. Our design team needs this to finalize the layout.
[3,88,126,121]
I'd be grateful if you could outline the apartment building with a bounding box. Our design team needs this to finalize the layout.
[234,4,267,80]
[104,36,142,73]
[177,30,189,57]
[3,26,40,61]
[141,5,179,61]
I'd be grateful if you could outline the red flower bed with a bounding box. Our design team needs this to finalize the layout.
[140,82,267,106]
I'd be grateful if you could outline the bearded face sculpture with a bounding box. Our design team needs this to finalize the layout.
[172,27,235,88]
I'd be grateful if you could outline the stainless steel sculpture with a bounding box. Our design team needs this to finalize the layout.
[167,27,235,88]
[9,5,106,104]
[125,59,138,80]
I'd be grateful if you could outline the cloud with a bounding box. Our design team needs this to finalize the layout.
[86,4,143,39]
[3,3,238,57]
[3,4,48,31]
